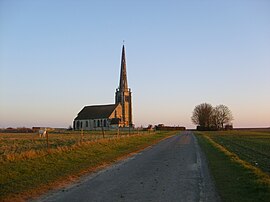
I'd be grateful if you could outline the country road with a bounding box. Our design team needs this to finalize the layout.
[38,132,220,202]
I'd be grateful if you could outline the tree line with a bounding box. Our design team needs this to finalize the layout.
[191,103,233,131]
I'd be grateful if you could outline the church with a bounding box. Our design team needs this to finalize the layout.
[73,45,133,130]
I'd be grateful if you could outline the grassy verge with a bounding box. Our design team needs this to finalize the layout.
[0,130,151,158]
[195,132,270,202]
[207,131,270,174]
[0,131,176,201]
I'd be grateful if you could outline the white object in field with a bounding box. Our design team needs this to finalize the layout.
[39,129,47,138]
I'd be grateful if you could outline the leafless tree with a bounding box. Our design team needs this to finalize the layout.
[191,103,213,129]
[192,103,233,130]
[213,104,233,129]
[211,107,221,129]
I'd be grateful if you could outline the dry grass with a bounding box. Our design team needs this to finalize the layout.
[0,130,151,162]
[0,130,177,201]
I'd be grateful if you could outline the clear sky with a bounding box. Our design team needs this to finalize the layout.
[1,0,269,129]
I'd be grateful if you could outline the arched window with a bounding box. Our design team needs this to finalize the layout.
[76,121,80,129]
[86,121,88,127]
[80,121,83,128]
[97,120,100,127]
[94,120,96,127]
[104,119,107,127]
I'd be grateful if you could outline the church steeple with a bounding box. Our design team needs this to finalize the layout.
[119,45,128,91]
[115,45,133,127]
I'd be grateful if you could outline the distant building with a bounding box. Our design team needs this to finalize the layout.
[73,45,133,130]
[155,124,186,131]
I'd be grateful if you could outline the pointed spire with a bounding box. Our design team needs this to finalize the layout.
[119,45,128,91]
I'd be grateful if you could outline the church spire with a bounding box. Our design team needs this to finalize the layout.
[115,44,133,127]
[119,45,128,91]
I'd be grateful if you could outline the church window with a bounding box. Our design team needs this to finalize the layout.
[104,119,107,127]
[76,121,80,129]
[86,121,88,127]
[81,121,83,128]
[94,120,96,127]
[97,120,100,127]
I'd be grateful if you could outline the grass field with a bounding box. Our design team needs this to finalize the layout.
[0,130,148,163]
[206,130,270,174]
[195,130,270,202]
[0,130,177,201]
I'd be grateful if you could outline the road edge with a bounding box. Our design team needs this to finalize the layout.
[31,133,178,202]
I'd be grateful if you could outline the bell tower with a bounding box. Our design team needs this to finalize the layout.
[115,45,133,127]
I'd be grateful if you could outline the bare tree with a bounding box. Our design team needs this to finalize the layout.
[192,103,233,130]
[214,104,233,129]
[211,107,221,129]
[191,103,213,129]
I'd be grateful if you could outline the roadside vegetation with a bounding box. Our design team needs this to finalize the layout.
[195,130,270,202]
[0,130,146,162]
[0,130,177,201]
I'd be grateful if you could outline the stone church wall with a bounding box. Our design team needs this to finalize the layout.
[74,119,110,130]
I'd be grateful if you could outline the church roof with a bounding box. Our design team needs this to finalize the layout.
[75,104,117,120]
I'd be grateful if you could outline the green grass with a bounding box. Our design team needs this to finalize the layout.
[206,130,270,174]
[195,131,270,202]
[0,131,176,201]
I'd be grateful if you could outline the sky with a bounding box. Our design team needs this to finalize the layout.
[0,0,270,129]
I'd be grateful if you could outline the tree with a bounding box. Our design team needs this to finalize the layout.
[213,105,233,129]
[192,103,233,130]
[191,103,213,129]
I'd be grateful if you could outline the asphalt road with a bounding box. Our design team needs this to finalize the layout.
[38,132,220,202]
